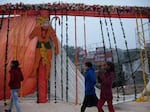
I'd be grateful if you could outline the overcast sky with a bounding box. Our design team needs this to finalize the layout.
[0,0,150,50]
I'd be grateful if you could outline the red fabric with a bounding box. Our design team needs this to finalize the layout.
[97,98,115,112]
[0,15,52,103]
[0,16,38,100]
[98,72,114,100]
[38,60,48,103]
[9,67,24,89]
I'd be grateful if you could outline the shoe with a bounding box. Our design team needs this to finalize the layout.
[4,109,11,112]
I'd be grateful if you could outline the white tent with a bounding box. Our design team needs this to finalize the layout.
[50,43,85,103]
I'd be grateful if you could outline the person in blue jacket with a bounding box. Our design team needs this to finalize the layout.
[81,62,98,112]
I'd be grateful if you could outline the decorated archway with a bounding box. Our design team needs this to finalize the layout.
[0,3,150,105]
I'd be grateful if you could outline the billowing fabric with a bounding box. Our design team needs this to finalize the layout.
[0,16,37,100]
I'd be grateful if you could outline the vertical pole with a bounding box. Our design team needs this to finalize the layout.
[136,15,147,101]
[140,13,149,99]
[74,16,78,105]
[61,12,64,101]
[83,15,87,63]
[65,9,69,102]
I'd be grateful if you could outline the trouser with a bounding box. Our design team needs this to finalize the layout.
[81,94,99,112]
[8,89,21,112]
[97,98,115,112]
[81,95,88,112]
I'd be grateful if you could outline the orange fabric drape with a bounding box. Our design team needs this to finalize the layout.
[38,60,48,103]
[0,16,37,100]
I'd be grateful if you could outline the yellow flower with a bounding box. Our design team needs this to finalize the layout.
[40,43,48,65]
[36,16,49,26]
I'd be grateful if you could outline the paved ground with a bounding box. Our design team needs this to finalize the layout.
[0,99,150,112]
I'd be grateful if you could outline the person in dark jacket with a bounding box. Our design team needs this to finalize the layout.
[97,62,115,112]
[81,62,98,112]
[5,60,24,112]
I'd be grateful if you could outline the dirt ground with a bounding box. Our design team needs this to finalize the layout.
[1,84,149,112]
[0,99,150,112]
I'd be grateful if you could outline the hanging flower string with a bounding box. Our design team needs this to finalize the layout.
[0,2,149,17]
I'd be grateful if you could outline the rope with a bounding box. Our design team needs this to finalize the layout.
[35,15,39,103]
[136,15,148,101]
[103,8,119,101]
[99,17,106,61]
[102,9,121,100]
[60,10,64,101]
[50,10,61,103]
[102,10,114,62]
[140,13,149,98]
[65,9,69,102]
[4,10,10,106]
[0,10,4,30]
[117,8,136,100]
[103,10,121,97]
[54,9,57,103]
[48,10,51,103]
[107,8,125,101]
[140,13,150,75]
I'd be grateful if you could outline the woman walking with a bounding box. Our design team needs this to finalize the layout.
[97,62,115,112]
[81,62,98,112]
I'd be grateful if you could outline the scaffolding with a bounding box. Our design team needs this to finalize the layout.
[135,16,150,102]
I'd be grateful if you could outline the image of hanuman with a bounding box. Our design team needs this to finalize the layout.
[29,17,59,80]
